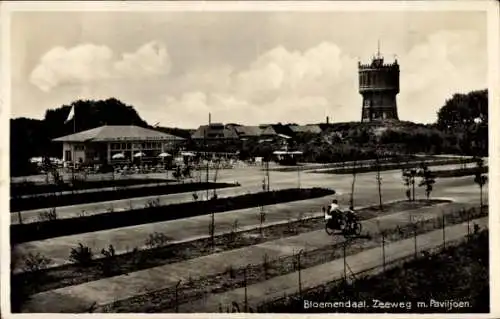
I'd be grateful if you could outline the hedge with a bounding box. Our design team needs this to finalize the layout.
[11,178,172,197]
[11,182,235,211]
[11,187,335,243]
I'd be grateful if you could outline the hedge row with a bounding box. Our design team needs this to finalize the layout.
[10,187,335,244]
[11,182,235,211]
[314,157,480,175]
[11,178,171,197]
[430,166,488,178]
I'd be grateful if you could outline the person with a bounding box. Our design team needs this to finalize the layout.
[325,199,342,228]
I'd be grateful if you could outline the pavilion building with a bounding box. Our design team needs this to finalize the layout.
[52,125,184,166]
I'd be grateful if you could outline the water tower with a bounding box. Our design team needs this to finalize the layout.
[358,43,400,122]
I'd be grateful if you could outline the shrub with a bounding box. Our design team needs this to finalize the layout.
[99,245,117,275]
[263,253,271,279]
[23,252,52,273]
[226,264,236,279]
[286,218,297,234]
[145,198,161,209]
[130,247,146,266]
[38,208,57,222]
[145,232,172,249]
[69,243,93,267]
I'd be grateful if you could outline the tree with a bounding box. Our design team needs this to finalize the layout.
[375,156,383,210]
[436,90,487,131]
[402,168,417,201]
[418,164,436,200]
[474,157,488,212]
[349,153,358,209]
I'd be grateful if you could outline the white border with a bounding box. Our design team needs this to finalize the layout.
[1,1,498,318]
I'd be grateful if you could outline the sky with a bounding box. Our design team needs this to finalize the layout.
[8,9,487,128]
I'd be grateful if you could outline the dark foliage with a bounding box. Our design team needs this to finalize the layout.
[11,187,335,243]
[11,182,234,211]
[69,243,93,267]
[11,178,170,197]
[10,98,191,176]
[259,230,489,313]
[10,90,487,177]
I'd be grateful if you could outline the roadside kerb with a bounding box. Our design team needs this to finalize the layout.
[176,217,488,313]
[19,201,466,313]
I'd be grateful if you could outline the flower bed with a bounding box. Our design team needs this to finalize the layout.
[11,188,334,244]
[12,199,455,305]
[259,229,489,313]
[105,203,485,313]
[10,178,173,198]
[11,182,236,211]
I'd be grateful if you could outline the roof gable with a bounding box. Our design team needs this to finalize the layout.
[235,126,262,137]
[52,125,184,142]
[191,124,239,139]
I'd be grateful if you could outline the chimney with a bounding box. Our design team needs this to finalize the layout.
[209,113,211,125]
[326,116,330,124]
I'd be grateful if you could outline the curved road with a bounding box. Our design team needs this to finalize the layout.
[12,166,486,272]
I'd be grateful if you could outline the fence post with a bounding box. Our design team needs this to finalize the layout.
[382,231,386,272]
[343,241,347,283]
[413,222,417,259]
[244,265,250,312]
[467,209,470,240]
[297,249,303,297]
[442,212,446,249]
[211,212,215,251]
[18,211,23,225]
[175,280,181,313]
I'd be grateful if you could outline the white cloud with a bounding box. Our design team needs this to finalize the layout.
[30,41,171,92]
[155,41,358,125]
[25,29,486,126]
[114,41,171,78]
[399,30,486,122]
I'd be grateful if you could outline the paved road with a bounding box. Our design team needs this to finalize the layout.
[12,171,484,272]
[180,217,488,313]
[11,165,484,224]
[20,215,487,313]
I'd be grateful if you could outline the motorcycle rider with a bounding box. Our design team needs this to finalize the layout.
[325,199,343,228]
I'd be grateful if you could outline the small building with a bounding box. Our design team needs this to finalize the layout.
[232,125,263,140]
[273,150,303,165]
[52,125,184,165]
[191,123,240,141]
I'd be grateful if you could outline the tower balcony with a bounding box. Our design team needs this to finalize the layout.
[359,86,399,93]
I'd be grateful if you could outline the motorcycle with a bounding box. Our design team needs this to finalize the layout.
[324,207,362,237]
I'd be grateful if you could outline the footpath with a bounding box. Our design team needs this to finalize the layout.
[179,217,488,313]
[11,174,338,225]
[20,203,475,313]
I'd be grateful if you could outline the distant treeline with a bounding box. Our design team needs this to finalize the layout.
[10,90,487,176]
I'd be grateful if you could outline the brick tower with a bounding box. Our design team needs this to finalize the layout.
[359,44,400,122]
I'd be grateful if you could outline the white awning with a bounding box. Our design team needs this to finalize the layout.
[112,153,125,159]
[158,152,172,157]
